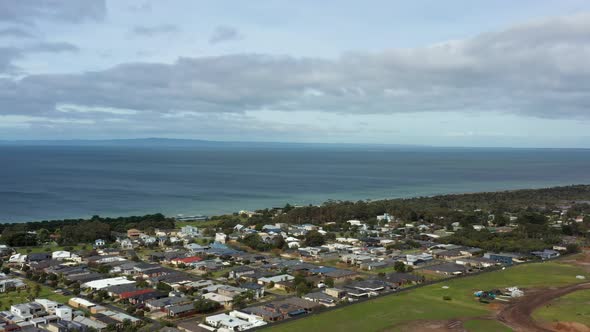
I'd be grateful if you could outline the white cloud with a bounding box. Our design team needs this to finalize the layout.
[56,103,139,115]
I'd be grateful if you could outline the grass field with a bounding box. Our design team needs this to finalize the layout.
[533,288,590,327]
[463,319,513,331]
[174,219,224,228]
[0,280,70,310]
[16,244,87,254]
[267,260,586,332]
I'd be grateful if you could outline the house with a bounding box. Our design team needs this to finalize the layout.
[360,261,388,271]
[376,213,393,222]
[344,279,389,298]
[120,239,134,250]
[179,226,200,238]
[483,252,525,265]
[8,253,27,264]
[95,239,106,247]
[34,299,58,314]
[229,266,256,279]
[167,304,195,317]
[531,249,560,260]
[422,262,467,275]
[383,273,424,288]
[51,251,72,260]
[73,316,108,331]
[405,253,433,266]
[146,296,189,311]
[27,253,51,262]
[82,277,135,290]
[302,292,338,307]
[205,311,267,330]
[240,283,265,299]
[68,298,97,310]
[258,274,295,286]
[215,233,227,244]
[171,256,203,266]
[127,229,141,239]
[0,278,27,293]
[323,288,346,299]
[434,249,466,261]
[55,307,73,321]
[455,257,497,268]
[322,269,357,281]
[202,293,233,308]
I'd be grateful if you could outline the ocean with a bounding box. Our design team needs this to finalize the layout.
[1,143,590,222]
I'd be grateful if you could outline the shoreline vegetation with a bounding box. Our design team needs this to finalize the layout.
[2,184,590,251]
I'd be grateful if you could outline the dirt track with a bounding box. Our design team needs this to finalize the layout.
[497,282,590,332]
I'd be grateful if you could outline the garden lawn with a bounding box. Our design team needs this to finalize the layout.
[533,288,590,327]
[267,260,587,332]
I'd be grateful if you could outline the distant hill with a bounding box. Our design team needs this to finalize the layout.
[0,138,425,150]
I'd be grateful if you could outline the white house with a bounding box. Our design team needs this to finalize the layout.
[9,253,27,264]
[34,299,58,314]
[202,293,233,307]
[120,239,134,250]
[257,274,294,286]
[55,306,73,321]
[82,277,135,290]
[205,311,266,331]
[376,213,393,222]
[94,239,106,247]
[215,233,227,244]
[52,251,71,260]
[405,253,434,266]
[180,225,200,238]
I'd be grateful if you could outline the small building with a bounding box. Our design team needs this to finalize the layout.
[202,293,233,308]
[483,252,525,265]
[302,292,338,307]
[258,274,295,286]
[531,249,560,260]
[422,262,467,275]
[68,298,96,310]
[127,229,141,239]
[82,277,135,290]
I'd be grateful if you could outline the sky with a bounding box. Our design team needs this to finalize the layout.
[1,1,590,148]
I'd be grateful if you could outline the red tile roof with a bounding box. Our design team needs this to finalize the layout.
[172,256,203,264]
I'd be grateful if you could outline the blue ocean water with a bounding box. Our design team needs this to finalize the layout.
[1,144,590,222]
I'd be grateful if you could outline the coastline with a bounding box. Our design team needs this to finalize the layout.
[3,183,588,225]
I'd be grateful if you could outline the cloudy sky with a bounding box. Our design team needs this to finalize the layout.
[1,0,590,147]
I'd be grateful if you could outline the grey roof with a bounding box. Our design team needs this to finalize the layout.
[303,292,337,302]
[422,262,467,273]
[167,303,194,315]
[147,296,186,308]
[324,269,357,278]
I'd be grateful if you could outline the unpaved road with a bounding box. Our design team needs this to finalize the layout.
[497,282,590,332]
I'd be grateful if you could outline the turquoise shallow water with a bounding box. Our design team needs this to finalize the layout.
[1,144,589,222]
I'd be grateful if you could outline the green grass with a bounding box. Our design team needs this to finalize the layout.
[174,220,223,228]
[210,267,233,278]
[267,261,587,332]
[463,319,513,332]
[533,288,590,327]
[16,244,87,254]
[0,280,70,310]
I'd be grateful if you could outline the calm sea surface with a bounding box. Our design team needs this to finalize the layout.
[1,144,590,222]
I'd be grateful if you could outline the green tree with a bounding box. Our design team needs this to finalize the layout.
[304,230,325,247]
[394,261,406,273]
